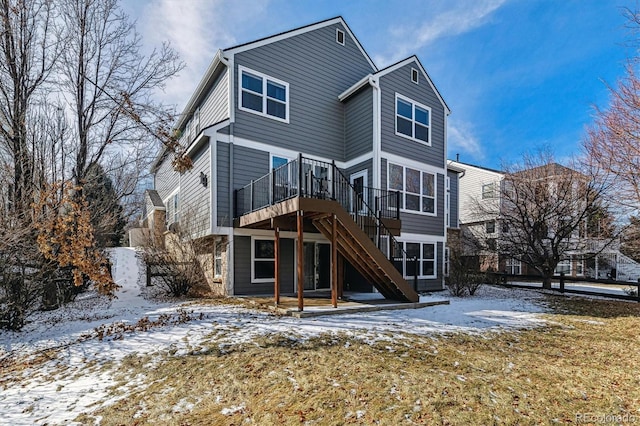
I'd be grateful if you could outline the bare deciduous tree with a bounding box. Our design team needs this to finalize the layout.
[469,152,614,289]
[0,0,59,214]
[58,0,183,196]
[583,8,640,211]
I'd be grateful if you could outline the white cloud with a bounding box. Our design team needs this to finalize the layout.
[138,0,269,110]
[374,0,508,67]
[447,119,485,161]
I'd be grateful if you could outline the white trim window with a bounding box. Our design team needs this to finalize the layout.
[411,67,419,84]
[395,93,431,145]
[388,163,436,215]
[251,237,275,283]
[239,66,289,122]
[555,259,571,275]
[397,241,437,279]
[444,246,450,277]
[336,28,345,45]
[506,258,521,275]
[214,238,223,278]
[482,182,497,199]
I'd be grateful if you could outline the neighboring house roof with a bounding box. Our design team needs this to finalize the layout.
[449,160,504,175]
[514,162,580,178]
[446,160,465,174]
[339,56,451,115]
[146,189,165,208]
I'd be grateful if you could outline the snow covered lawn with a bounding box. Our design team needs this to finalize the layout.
[0,248,577,424]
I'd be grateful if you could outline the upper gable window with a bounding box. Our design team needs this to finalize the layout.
[239,66,289,123]
[395,93,431,145]
[336,28,345,45]
[411,68,419,84]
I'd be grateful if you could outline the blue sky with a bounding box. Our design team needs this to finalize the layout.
[124,0,635,169]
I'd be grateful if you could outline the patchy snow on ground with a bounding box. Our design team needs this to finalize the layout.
[0,247,551,425]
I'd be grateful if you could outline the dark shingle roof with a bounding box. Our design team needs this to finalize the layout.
[146,190,164,208]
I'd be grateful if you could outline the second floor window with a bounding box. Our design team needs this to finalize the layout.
[388,163,436,215]
[395,93,431,145]
[239,66,289,122]
[482,182,497,199]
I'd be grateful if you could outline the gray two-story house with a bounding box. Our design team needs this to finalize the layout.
[145,17,458,308]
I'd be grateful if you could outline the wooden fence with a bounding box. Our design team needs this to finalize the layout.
[489,273,640,302]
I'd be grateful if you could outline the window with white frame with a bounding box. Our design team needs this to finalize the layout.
[239,66,289,122]
[486,220,496,234]
[395,93,431,144]
[172,193,179,224]
[388,163,436,215]
[252,238,275,283]
[336,28,345,45]
[444,246,450,277]
[482,182,497,199]
[411,67,419,84]
[555,259,571,275]
[396,241,437,279]
[506,258,521,275]
[214,239,223,278]
[574,255,584,276]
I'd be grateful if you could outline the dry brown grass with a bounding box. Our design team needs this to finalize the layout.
[77,296,640,425]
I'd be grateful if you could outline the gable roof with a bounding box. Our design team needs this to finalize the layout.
[223,16,377,72]
[339,56,450,114]
[145,189,165,208]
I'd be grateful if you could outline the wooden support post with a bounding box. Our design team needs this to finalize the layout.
[274,227,280,306]
[331,214,338,308]
[297,211,304,311]
[337,254,344,299]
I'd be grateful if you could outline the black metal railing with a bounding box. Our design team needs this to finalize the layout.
[234,154,419,290]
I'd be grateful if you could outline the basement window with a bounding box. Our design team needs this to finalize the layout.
[251,237,275,283]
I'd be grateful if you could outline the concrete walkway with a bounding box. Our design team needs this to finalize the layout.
[244,293,450,318]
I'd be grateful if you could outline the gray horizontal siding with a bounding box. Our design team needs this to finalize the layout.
[381,158,444,236]
[200,68,229,127]
[233,145,270,188]
[181,143,210,237]
[154,157,179,201]
[234,236,295,295]
[217,141,231,226]
[233,22,374,161]
[447,170,459,228]
[344,86,373,161]
[379,62,446,169]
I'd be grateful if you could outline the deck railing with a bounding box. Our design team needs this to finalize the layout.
[234,154,419,290]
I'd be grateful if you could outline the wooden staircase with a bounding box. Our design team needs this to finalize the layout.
[311,208,418,302]
[235,154,421,304]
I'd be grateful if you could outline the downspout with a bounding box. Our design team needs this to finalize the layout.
[221,53,235,296]
[370,76,381,189]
